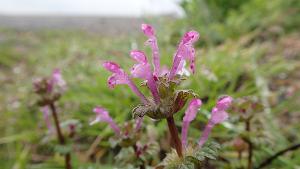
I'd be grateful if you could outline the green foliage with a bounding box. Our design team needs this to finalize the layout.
[161,142,221,169]
[179,0,300,45]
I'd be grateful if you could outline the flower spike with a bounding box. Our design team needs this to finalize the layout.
[141,24,160,77]
[169,31,200,79]
[198,96,233,147]
[181,99,202,147]
[130,50,160,103]
[91,106,121,135]
[103,61,149,105]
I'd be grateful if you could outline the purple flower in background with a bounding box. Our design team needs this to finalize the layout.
[52,69,66,88]
[91,106,121,136]
[169,31,200,79]
[181,99,202,147]
[48,69,66,92]
[130,50,160,103]
[41,106,52,132]
[198,96,233,147]
[141,24,160,77]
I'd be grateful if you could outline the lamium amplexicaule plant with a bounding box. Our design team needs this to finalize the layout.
[97,24,233,168]
[33,24,234,169]
[33,69,72,169]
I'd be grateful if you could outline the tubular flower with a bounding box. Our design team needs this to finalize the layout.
[90,106,121,135]
[103,61,148,105]
[169,31,200,79]
[198,96,233,147]
[181,99,202,147]
[130,50,160,103]
[141,24,160,77]
[41,106,52,132]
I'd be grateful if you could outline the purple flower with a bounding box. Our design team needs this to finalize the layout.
[181,99,202,147]
[103,61,148,105]
[198,96,233,147]
[141,24,160,77]
[90,106,121,135]
[41,106,52,132]
[169,31,200,79]
[48,69,66,92]
[130,50,160,103]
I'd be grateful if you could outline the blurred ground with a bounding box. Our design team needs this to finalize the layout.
[0,15,146,35]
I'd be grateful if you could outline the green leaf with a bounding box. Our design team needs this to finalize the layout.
[54,144,72,154]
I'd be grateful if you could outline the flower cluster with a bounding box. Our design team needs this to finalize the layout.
[34,69,67,131]
[102,24,200,121]
[96,24,233,167]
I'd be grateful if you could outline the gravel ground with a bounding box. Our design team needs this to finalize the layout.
[0,15,145,35]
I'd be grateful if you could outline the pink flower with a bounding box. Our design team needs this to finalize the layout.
[181,99,202,147]
[141,24,160,77]
[90,106,121,135]
[48,69,67,92]
[41,106,52,132]
[169,31,200,79]
[103,62,130,89]
[103,61,148,105]
[52,69,66,88]
[130,50,160,103]
[198,96,233,147]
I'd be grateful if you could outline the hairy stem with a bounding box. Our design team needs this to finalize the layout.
[167,116,183,157]
[49,103,72,169]
[255,143,300,169]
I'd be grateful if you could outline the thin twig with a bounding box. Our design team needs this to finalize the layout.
[166,116,183,157]
[255,143,300,169]
[49,103,72,169]
[84,135,102,161]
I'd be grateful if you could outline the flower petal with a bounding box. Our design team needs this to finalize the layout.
[130,52,160,103]
[198,96,232,147]
[183,99,202,122]
[210,108,229,125]
[103,61,123,74]
[107,73,129,89]
[141,24,155,37]
[182,31,200,44]
[141,24,161,77]
[52,69,66,88]
[130,50,148,63]
[103,61,149,104]
[131,63,151,79]
[182,98,202,147]
[91,106,120,135]
[169,31,200,79]
[216,96,233,111]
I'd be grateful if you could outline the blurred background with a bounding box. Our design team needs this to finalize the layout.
[0,0,299,168]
